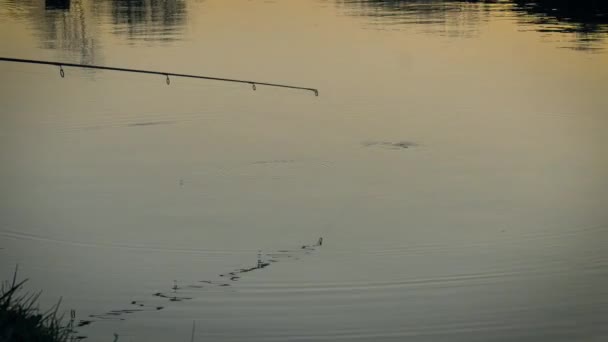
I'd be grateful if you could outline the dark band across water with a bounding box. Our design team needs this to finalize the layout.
[0,57,319,96]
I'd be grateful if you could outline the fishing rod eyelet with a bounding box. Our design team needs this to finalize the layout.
[59,65,64,78]
[251,83,256,91]
[166,74,170,85]
[314,89,319,97]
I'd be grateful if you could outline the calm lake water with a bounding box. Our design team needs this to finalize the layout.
[1,0,607,341]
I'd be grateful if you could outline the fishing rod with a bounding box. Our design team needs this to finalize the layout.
[0,57,319,96]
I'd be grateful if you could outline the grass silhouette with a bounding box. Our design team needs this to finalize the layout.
[0,266,78,342]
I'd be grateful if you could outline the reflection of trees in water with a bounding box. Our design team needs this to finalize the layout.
[1,0,187,64]
[109,0,187,42]
[337,0,492,38]
[42,0,99,64]
[512,0,608,50]
[4,0,99,65]
[513,0,608,30]
[337,0,608,50]
[45,0,71,10]
[340,0,501,38]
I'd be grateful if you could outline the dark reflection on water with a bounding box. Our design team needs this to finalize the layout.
[337,0,608,50]
[513,0,608,50]
[3,0,608,62]
[45,0,70,10]
[109,0,186,42]
[336,0,494,37]
[513,0,608,30]
[1,0,187,63]
[3,0,100,64]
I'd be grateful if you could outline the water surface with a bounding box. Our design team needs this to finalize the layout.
[1,0,607,341]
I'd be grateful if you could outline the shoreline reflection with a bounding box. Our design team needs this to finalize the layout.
[337,0,608,51]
